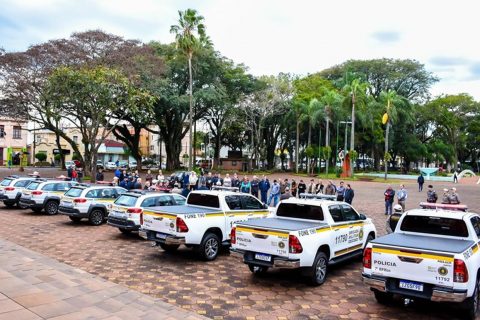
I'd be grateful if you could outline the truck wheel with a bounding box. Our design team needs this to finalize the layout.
[309,252,328,286]
[45,201,59,215]
[4,202,14,208]
[198,233,220,261]
[159,243,180,253]
[89,209,104,226]
[248,264,268,275]
[69,216,81,223]
[462,277,480,320]
[373,290,393,305]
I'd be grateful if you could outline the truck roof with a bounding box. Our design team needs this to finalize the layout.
[281,197,342,207]
[190,190,239,197]
[237,217,327,231]
[405,208,471,219]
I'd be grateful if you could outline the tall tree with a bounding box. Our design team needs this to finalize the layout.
[301,98,322,174]
[320,90,342,176]
[170,8,209,170]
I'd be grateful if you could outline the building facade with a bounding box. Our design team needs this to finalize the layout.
[0,117,28,166]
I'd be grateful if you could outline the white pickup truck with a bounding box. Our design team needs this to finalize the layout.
[230,197,377,285]
[363,208,480,319]
[141,189,271,261]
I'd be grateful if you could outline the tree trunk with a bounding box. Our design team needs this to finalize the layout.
[307,124,311,174]
[55,133,65,170]
[384,122,390,180]
[295,119,299,173]
[188,55,194,171]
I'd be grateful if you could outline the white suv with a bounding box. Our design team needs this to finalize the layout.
[107,191,186,234]
[19,180,77,215]
[0,175,40,208]
[58,185,127,225]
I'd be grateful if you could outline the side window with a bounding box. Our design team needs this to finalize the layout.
[329,205,343,223]
[172,195,186,205]
[42,184,55,191]
[157,196,174,206]
[471,216,480,237]
[116,188,127,196]
[14,180,30,187]
[341,205,360,221]
[225,195,242,210]
[241,195,263,210]
[86,189,101,198]
[141,197,157,208]
[101,189,114,198]
[55,183,69,192]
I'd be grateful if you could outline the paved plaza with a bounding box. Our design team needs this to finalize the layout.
[0,169,479,319]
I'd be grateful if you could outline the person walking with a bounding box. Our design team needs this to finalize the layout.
[259,176,270,204]
[297,179,307,196]
[396,184,407,211]
[267,180,280,207]
[344,184,355,204]
[384,185,395,215]
[336,181,345,201]
[426,185,438,203]
[240,177,251,194]
[95,168,104,182]
[453,171,458,184]
[251,175,260,198]
[417,173,424,192]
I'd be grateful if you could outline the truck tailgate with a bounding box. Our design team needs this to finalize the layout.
[371,234,475,288]
[235,218,325,258]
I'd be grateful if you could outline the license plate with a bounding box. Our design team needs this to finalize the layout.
[399,280,423,292]
[61,201,73,207]
[156,233,167,239]
[22,195,31,200]
[255,253,272,262]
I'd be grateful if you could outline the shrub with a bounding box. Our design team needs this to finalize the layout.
[35,152,47,162]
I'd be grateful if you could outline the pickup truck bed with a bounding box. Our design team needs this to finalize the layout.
[238,217,328,231]
[146,205,221,215]
[372,233,474,254]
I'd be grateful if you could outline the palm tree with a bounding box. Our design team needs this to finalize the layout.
[291,102,305,174]
[170,9,208,170]
[321,90,342,177]
[301,98,322,174]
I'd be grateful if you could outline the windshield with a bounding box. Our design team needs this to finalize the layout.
[114,195,138,207]
[187,193,219,208]
[65,187,84,197]
[277,203,324,221]
[400,215,469,237]
[0,178,13,186]
[26,182,41,190]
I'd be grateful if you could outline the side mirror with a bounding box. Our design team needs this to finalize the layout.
[359,213,367,220]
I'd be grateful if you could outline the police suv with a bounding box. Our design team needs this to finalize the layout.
[58,184,127,225]
[230,195,376,285]
[0,175,39,208]
[107,191,186,234]
[19,179,77,214]
[141,187,272,260]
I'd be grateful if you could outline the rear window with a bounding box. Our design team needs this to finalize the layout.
[115,195,138,207]
[187,193,220,208]
[14,180,31,187]
[65,187,84,197]
[400,215,469,237]
[27,182,41,190]
[1,179,13,186]
[277,203,324,221]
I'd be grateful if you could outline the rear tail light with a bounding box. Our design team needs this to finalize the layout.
[176,217,189,233]
[454,259,469,283]
[5,187,15,191]
[127,208,143,214]
[363,247,372,269]
[32,191,43,195]
[230,227,236,244]
[288,235,303,254]
[73,198,87,203]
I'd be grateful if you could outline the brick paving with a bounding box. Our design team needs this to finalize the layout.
[0,170,479,319]
[0,238,207,320]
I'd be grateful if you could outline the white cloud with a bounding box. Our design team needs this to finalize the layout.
[1,0,479,98]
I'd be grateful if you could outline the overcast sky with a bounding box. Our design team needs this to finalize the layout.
[1,0,479,99]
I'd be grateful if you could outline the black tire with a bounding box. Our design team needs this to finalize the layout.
[373,290,394,305]
[88,209,105,226]
[45,201,59,215]
[4,202,15,208]
[32,208,43,213]
[309,251,328,286]
[248,264,268,275]
[197,233,220,261]
[159,243,180,252]
[462,277,480,320]
[69,216,81,223]
[119,228,132,235]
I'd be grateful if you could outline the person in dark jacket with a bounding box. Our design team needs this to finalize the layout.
[95,169,104,182]
[344,184,354,204]
[384,185,395,215]
[119,178,128,189]
[114,168,121,178]
[426,185,438,203]
[297,179,307,196]
[250,175,260,198]
[417,173,424,192]
[133,178,142,190]
[205,172,213,190]
[258,176,270,204]
[127,177,135,190]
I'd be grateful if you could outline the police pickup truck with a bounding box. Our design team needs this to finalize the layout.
[141,187,271,261]
[363,208,480,319]
[230,195,376,285]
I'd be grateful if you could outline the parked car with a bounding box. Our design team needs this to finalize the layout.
[96,160,104,169]
[105,162,117,170]
[65,161,75,168]
[129,161,138,169]
[107,191,186,234]
[19,179,77,214]
[0,175,40,208]
[231,196,376,285]
[58,184,127,225]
